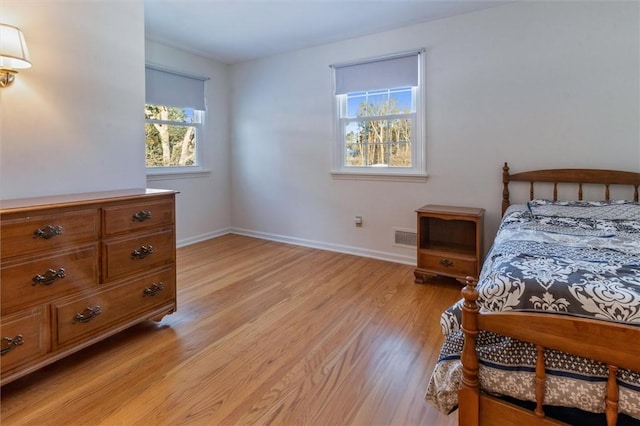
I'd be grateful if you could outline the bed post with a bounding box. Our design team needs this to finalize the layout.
[605,365,619,426]
[459,276,480,426]
[502,162,510,216]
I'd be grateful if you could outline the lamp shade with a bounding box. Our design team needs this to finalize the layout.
[0,23,31,69]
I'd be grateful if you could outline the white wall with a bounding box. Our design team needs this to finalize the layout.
[0,3,231,246]
[2,1,638,263]
[0,1,146,199]
[144,41,231,246]
[230,1,640,262]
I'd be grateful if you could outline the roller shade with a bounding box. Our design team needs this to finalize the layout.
[333,52,420,95]
[145,66,206,110]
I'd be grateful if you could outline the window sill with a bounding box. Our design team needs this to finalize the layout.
[330,170,428,183]
[146,168,211,181]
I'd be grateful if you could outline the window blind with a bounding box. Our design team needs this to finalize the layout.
[333,52,420,95]
[145,65,207,110]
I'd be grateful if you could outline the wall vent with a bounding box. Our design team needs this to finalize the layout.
[393,228,417,247]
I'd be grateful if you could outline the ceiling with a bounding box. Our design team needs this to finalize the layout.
[144,0,505,64]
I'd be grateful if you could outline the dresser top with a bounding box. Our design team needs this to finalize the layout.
[1,188,176,213]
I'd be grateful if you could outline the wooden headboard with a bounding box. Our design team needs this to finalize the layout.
[501,162,640,215]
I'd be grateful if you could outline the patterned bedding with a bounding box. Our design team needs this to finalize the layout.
[426,200,640,420]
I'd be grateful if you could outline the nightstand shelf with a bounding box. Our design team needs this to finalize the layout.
[414,205,485,284]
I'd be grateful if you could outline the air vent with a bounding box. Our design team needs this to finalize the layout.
[393,228,417,247]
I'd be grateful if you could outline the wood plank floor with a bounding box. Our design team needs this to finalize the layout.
[1,235,461,425]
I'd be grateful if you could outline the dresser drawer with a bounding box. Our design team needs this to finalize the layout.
[419,252,477,277]
[1,245,99,316]
[1,209,99,259]
[102,228,175,282]
[1,307,48,373]
[103,199,174,237]
[54,268,176,347]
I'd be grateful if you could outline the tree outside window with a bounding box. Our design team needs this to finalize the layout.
[145,104,202,168]
[343,88,413,168]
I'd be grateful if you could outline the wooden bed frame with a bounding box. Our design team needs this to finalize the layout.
[458,163,640,426]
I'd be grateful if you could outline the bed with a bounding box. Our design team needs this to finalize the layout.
[426,163,640,426]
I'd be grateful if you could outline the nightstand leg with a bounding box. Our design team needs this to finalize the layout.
[414,270,436,284]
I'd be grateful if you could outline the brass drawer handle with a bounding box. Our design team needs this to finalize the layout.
[73,306,102,323]
[131,245,154,260]
[1,335,24,356]
[143,282,164,297]
[132,210,152,222]
[439,258,454,267]
[32,268,66,286]
[33,225,63,240]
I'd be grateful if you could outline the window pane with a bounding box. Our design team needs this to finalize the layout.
[343,118,414,168]
[145,123,196,167]
[364,120,387,145]
[345,88,415,118]
[183,108,196,123]
[344,121,363,166]
[389,119,412,142]
[389,87,413,113]
[345,143,364,166]
[346,92,366,118]
[343,87,415,118]
[366,144,388,167]
[145,104,198,123]
[365,90,388,116]
[389,142,412,167]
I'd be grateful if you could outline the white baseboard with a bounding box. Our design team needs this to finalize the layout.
[229,227,416,266]
[177,227,416,266]
[176,227,232,248]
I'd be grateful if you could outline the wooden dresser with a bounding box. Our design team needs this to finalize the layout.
[0,189,177,385]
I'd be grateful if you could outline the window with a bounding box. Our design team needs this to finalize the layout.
[332,52,425,181]
[144,65,208,175]
[145,105,202,168]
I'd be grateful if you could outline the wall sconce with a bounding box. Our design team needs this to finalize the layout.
[0,23,31,88]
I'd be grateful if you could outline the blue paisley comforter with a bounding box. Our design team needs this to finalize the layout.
[426,200,640,419]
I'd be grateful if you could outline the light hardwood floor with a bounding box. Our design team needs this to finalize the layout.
[1,235,461,425]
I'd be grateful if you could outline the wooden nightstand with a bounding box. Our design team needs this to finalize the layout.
[414,205,485,284]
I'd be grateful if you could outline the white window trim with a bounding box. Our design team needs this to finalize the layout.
[330,52,427,182]
[146,167,211,181]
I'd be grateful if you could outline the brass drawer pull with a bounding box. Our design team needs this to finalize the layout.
[33,225,63,240]
[32,268,66,286]
[143,282,164,297]
[439,258,454,267]
[73,306,102,323]
[1,335,24,356]
[131,245,154,260]
[132,210,152,222]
